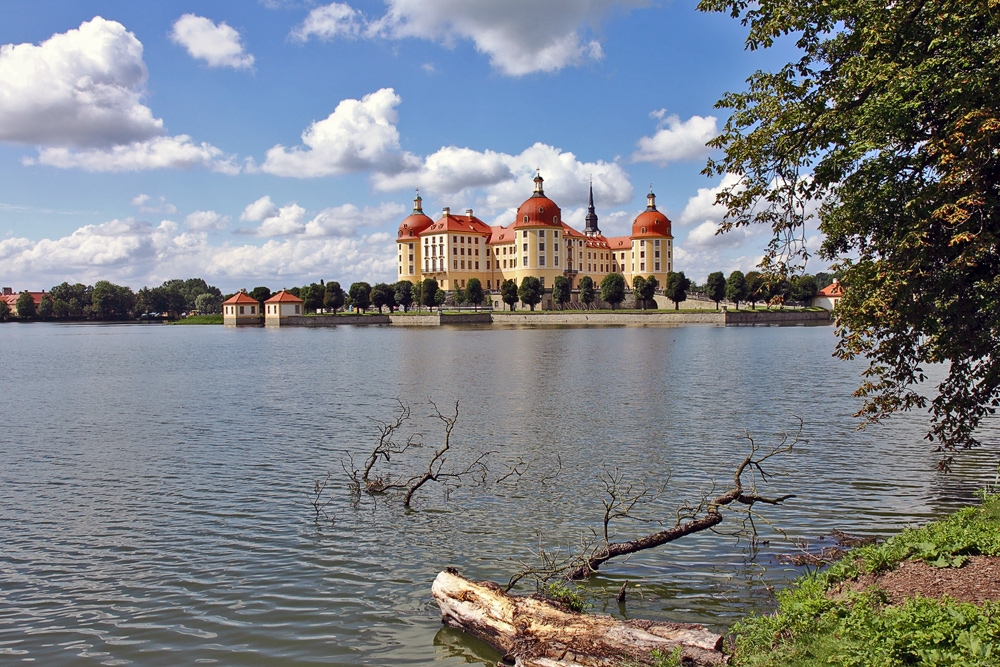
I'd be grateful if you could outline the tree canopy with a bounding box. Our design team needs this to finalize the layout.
[349,282,372,312]
[579,276,595,309]
[324,282,345,313]
[664,272,690,310]
[700,0,1000,455]
[517,277,542,311]
[420,278,439,310]
[394,281,414,312]
[15,292,36,319]
[370,283,395,313]
[706,271,727,309]
[637,275,658,309]
[500,279,518,311]
[600,273,625,309]
[465,278,484,311]
[552,276,570,309]
[725,271,748,309]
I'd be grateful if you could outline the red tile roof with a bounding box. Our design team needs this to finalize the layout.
[817,281,843,297]
[265,290,304,303]
[420,214,492,236]
[223,292,261,305]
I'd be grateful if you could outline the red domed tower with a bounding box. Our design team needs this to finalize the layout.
[397,191,433,283]
[511,172,563,230]
[398,190,434,239]
[628,188,673,283]
[632,189,672,238]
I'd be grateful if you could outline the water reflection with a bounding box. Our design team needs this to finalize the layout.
[1,322,998,665]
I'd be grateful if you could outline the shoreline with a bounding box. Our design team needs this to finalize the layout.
[249,309,832,328]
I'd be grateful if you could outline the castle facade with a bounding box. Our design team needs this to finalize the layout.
[396,173,674,292]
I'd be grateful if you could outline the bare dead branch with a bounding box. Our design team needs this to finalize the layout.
[308,471,335,523]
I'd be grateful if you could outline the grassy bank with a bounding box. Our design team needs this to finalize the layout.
[169,314,223,325]
[732,493,1000,666]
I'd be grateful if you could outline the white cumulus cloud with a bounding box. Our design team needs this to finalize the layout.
[28,135,241,173]
[291,3,363,41]
[374,142,633,217]
[185,210,230,231]
[0,16,163,147]
[0,222,398,291]
[293,0,647,76]
[236,201,307,237]
[304,202,406,237]
[679,172,742,225]
[260,88,416,178]
[632,113,718,166]
[170,14,255,70]
[241,195,280,222]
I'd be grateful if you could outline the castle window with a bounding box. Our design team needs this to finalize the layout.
[539,256,546,267]
[475,261,479,269]
[522,230,528,238]
[539,243,545,252]
[409,265,415,274]
[654,262,660,271]
[522,255,528,266]
[554,257,559,266]
[554,243,559,251]
[641,263,645,271]
[523,216,528,223]
[642,227,646,233]
[523,243,528,252]
[454,260,458,269]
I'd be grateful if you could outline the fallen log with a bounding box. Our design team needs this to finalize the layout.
[431,569,727,666]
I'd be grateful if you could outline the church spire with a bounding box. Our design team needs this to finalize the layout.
[584,181,600,236]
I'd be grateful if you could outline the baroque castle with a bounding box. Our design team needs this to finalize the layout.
[396,173,674,292]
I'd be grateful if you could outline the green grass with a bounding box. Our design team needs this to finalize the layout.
[731,493,1000,667]
[170,314,223,325]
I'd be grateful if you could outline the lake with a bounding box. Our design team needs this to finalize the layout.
[1,322,998,666]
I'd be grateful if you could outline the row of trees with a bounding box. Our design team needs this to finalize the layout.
[0,269,836,323]
[0,278,225,322]
[700,271,831,310]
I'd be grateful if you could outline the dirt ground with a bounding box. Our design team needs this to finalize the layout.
[833,556,1000,605]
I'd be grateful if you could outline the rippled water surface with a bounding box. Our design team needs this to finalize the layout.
[2,322,998,665]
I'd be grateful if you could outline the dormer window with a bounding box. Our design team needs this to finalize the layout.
[641,227,646,233]
[523,216,528,223]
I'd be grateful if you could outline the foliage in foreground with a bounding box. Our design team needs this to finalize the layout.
[700,0,1000,458]
[732,495,1000,666]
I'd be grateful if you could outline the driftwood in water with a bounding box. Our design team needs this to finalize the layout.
[431,569,727,666]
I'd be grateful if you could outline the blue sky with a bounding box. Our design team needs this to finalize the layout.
[0,0,815,293]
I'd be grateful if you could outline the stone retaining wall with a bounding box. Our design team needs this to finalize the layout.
[491,311,726,325]
[724,310,831,324]
[274,314,391,326]
[262,310,830,327]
